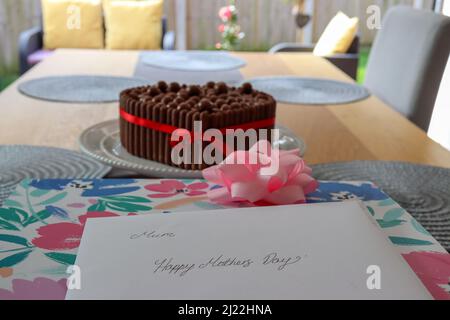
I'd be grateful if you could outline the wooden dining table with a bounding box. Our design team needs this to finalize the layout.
[1,48,450,169]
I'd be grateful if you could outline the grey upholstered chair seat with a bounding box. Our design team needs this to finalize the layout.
[365,6,450,131]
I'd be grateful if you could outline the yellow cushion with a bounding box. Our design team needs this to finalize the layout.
[313,11,359,57]
[103,0,163,50]
[41,0,104,49]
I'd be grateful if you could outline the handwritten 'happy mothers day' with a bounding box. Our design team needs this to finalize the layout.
[153,253,304,277]
[129,230,304,277]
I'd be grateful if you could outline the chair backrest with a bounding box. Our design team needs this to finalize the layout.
[365,6,450,131]
[346,35,359,54]
[268,36,359,54]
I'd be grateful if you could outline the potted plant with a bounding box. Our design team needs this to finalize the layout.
[216,0,245,51]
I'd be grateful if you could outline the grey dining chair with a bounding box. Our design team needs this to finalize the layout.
[365,6,450,131]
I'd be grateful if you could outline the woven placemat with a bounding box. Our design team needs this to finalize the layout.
[18,75,148,103]
[247,76,370,105]
[135,54,244,85]
[141,51,247,72]
[312,161,450,251]
[0,145,111,206]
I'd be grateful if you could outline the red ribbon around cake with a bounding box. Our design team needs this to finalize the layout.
[120,109,276,142]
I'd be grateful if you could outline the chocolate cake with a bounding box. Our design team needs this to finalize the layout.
[119,81,277,170]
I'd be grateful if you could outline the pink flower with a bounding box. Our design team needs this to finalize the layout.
[218,24,225,33]
[0,277,67,300]
[202,140,318,205]
[32,211,120,250]
[145,180,209,198]
[403,251,450,300]
[32,223,84,250]
[219,6,233,21]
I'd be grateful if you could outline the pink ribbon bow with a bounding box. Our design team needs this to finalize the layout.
[202,140,318,205]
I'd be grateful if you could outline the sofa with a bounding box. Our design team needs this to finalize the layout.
[269,36,360,80]
[19,16,175,75]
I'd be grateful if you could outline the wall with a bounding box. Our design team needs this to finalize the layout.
[186,0,297,50]
[185,0,434,49]
[0,0,41,73]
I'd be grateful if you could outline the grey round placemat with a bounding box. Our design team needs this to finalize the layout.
[0,145,111,205]
[141,51,246,72]
[312,161,450,251]
[18,75,148,103]
[247,76,370,105]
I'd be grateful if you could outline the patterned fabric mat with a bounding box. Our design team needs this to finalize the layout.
[0,179,449,300]
[312,161,450,252]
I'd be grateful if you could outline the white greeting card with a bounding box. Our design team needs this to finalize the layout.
[66,201,431,300]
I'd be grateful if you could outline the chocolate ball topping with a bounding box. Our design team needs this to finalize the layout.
[216,82,228,94]
[121,81,275,115]
[241,82,253,94]
[188,85,201,96]
[197,99,213,112]
[157,81,168,92]
[177,90,189,99]
[149,87,161,96]
[169,82,181,92]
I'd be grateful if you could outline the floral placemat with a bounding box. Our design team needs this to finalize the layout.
[0,179,449,300]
